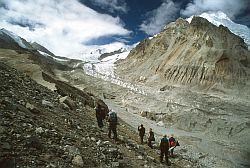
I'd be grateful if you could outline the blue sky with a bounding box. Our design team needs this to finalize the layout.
[0,0,249,58]
[81,0,250,45]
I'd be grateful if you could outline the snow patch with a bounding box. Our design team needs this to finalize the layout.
[148,33,159,40]
[38,50,67,62]
[80,42,132,62]
[157,121,165,127]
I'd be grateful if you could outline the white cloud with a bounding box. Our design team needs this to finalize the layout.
[139,0,180,35]
[0,0,130,58]
[181,0,249,19]
[90,0,128,13]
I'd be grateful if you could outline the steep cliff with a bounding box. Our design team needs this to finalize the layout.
[115,17,250,94]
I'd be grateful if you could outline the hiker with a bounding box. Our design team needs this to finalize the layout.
[107,109,118,140]
[147,128,155,148]
[95,104,106,128]
[159,135,170,165]
[169,134,179,157]
[138,124,145,144]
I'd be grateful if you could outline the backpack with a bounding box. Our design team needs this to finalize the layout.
[169,137,176,147]
[109,112,117,123]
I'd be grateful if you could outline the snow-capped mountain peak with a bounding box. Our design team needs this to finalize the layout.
[187,11,250,50]
[0,28,28,48]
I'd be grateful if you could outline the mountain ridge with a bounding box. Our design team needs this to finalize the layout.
[187,11,250,50]
[115,16,250,97]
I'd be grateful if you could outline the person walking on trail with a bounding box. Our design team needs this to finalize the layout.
[147,128,155,148]
[169,134,176,157]
[169,134,179,157]
[95,104,106,128]
[159,135,170,165]
[108,109,118,140]
[138,124,145,144]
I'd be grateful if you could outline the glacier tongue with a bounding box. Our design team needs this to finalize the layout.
[187,11,250,50]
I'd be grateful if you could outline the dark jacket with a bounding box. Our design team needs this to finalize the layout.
[95,106,106,120]
[138,126,145,137]
[160,137,169,151]
[148,131,155,141]
[108,112,118,127]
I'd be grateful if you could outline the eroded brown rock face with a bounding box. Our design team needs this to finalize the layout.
[115,17,250,91]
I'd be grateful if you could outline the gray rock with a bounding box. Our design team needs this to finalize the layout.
[72,155,84,167]
[59,103,70,110]
[1,142,11,150]
[0,126,6,134]
[111,161,119,167]
[26,102,34,110]
[35,127,44,134]
[103,93,116,99]
[136,145,145,155]
[91,137,96,142]
[59,96,76,110]
[47,163,56,168]
[64,145,81,156]
[108,148,118,153]
[25,102,41,114]
[42,100,54,108]
[147,155,155,162]
[96,140,101,146]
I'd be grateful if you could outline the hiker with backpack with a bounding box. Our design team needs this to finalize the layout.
[147,128,155,148]
[159,134,170,165]
[95,104,106,128]
[138,124,145,144]
[107,109,118,140]
[169,134,179,157]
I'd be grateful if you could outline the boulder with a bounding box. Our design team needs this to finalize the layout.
[26,102,41,114]
[42,100,54,108]
[59,96,76,110]
[103,93,116,99]
[72,155,84,167]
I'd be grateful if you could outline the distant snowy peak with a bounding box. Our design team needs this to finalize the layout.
[0,28,30,49]
[31,42,55,56]
[0,28,56,56]
[187,11,250,50]
[81,43,133,63]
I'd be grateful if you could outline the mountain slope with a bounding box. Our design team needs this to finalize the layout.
[1,61,163,168]
[0,28,33,50]
[115,16,250,95]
